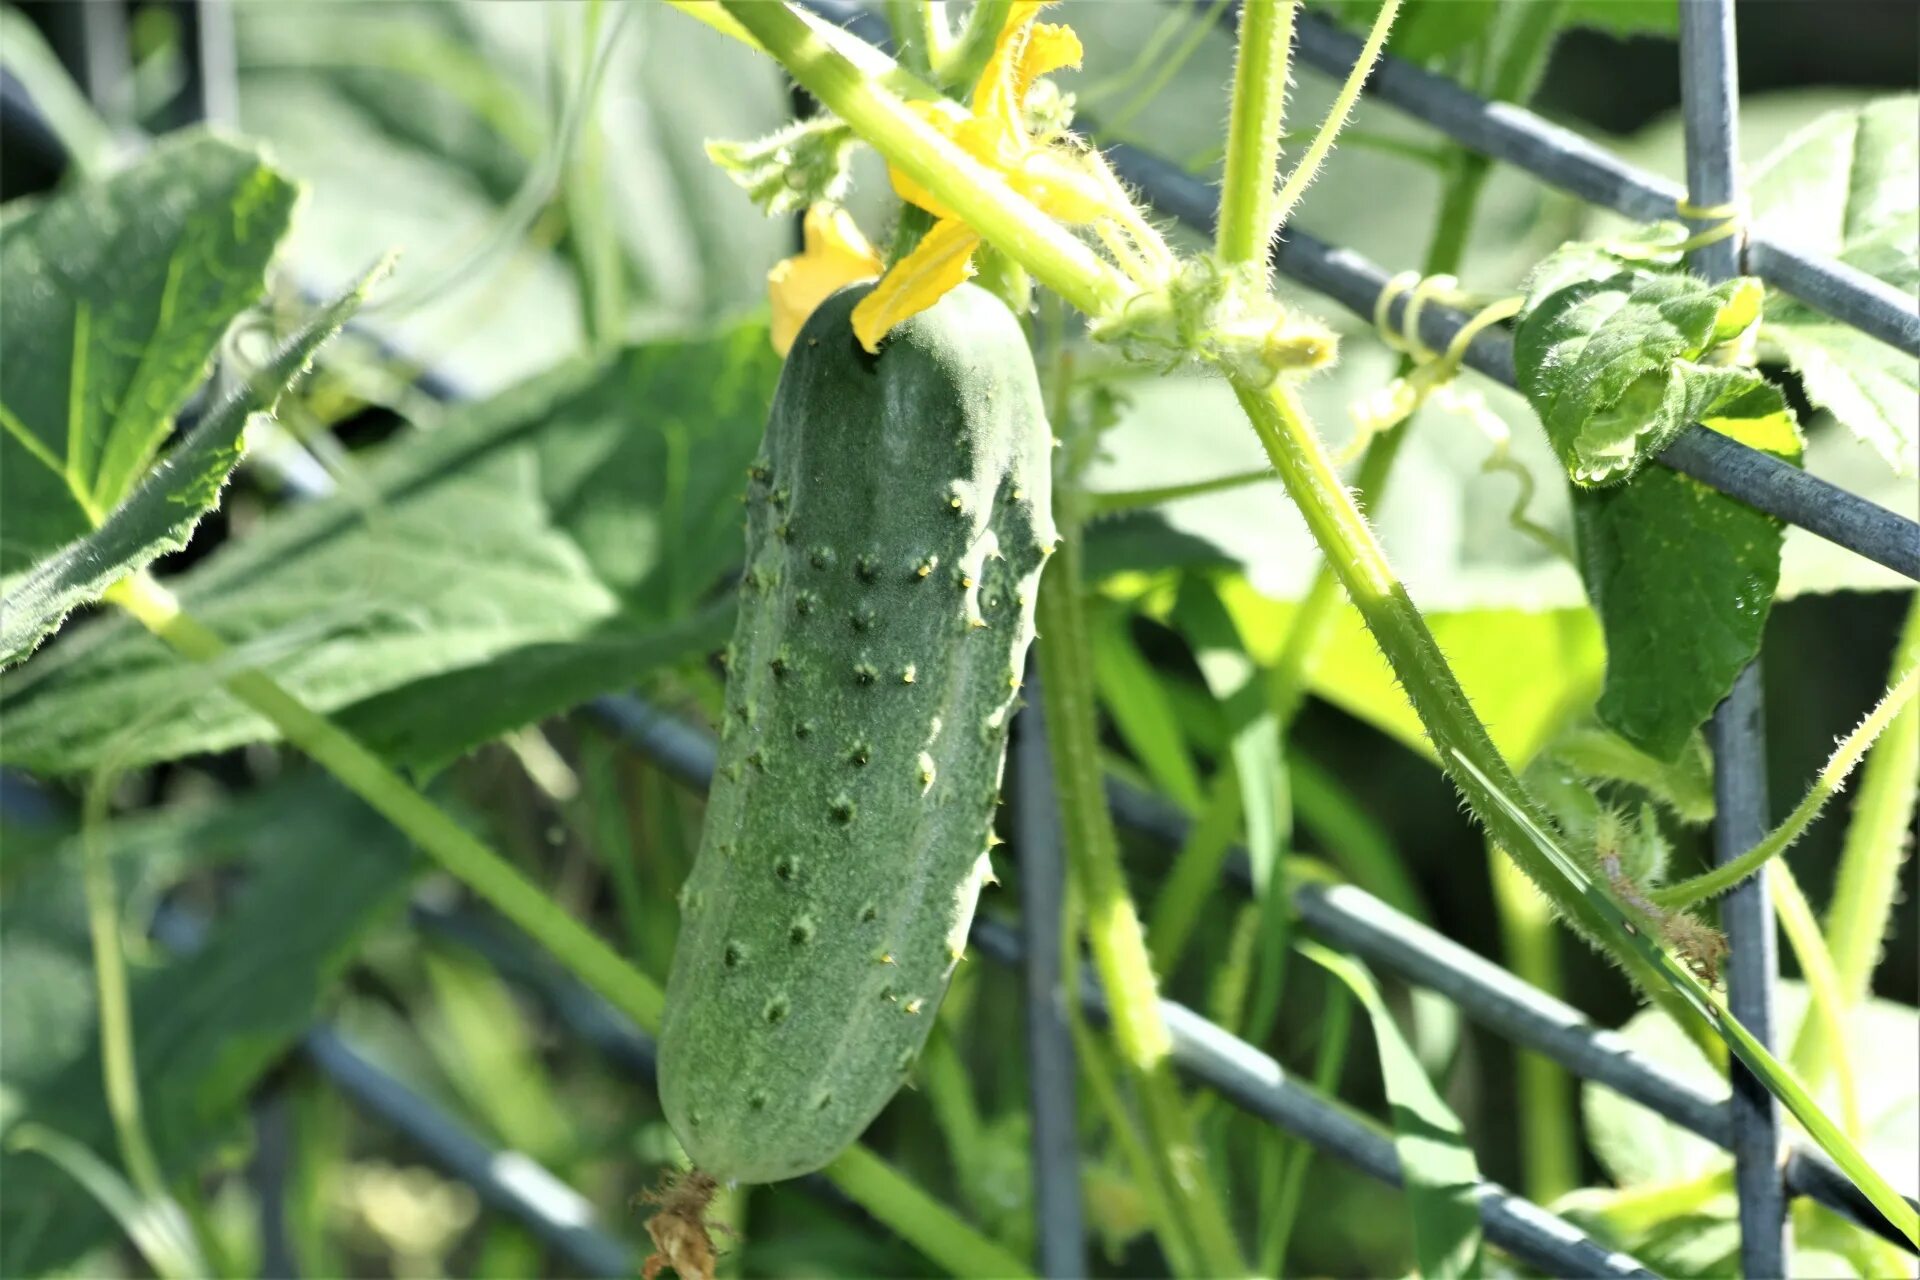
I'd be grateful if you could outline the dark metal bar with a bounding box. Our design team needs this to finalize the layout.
[1102,142,1920,583]
[1707,662,1790,1273]
[247,1093,299,1280]
[1283,6,1920,358]
[1680,2,1790,1269]
[1009,670,1087,1279]
[966,920,1655,1279]
[303,1028,637,1278]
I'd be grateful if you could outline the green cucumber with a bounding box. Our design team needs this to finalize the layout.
[659,283,1055,1184]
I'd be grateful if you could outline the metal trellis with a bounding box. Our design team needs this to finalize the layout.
[4,0,1919,1276]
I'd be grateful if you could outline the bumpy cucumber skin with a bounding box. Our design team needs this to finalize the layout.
[659,284,1055,1184]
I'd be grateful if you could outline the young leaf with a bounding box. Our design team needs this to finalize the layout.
[0,134,297,568]
[0,271,384,668]
[0,777,418,1275]
[1514,265,1764,485]
[0,327,777,775]
[707,116,859,216]
[1751,95,1920,474]
[1574,395,1802,760]
[1300,942,1485,1280]
[0,134,329,666]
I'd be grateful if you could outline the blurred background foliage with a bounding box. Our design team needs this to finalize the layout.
[1,1,1915,1276]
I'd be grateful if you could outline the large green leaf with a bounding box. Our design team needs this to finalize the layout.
[1751,95,1919,475]
[0,328,776,775]
[0,274,381,668]
[0,777,419,1275]
[1574,397,1803,761]
[0,133,297,571]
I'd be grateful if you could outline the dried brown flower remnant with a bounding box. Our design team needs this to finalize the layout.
[639,1169,720,1280]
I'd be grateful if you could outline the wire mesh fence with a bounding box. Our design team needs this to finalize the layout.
[2,0,1918,1276]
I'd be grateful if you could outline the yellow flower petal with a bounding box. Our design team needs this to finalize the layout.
[851,219,982,353]
[1016,23,1082,99]
[767,204,883,355]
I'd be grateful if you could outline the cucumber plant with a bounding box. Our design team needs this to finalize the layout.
[2,2,1916,1278]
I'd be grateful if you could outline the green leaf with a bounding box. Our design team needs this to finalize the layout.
[1300,942,1485,1280]
[1091,606,1207,813]
[706,116,859,216]
[1559,1,1678,37]
[0,270,384,668]
[1751,95,1920,474]
[0,328,776,775]
[0,776,419,1275]
[1749,94,1919,259]
[1514,265,1766,485]
[0,133,298,568]
[1574,398,1802,760]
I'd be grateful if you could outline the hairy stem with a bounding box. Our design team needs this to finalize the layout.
[1822,594,1920,1001]
[1037,540,1248,1277]
[1654,660,1920,909]
[1216,0,1297,267]
[721,0,1125,316]
[1267,0,1399,235]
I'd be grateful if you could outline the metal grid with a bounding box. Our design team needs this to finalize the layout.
[3,0,1919,1275]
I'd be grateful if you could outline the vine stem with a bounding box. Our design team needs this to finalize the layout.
[79,778,193,1274]
[1037,538,1248,1278]
[1652,659,1920,909]
[720,0,1126,318]
[1225,379,1691,1020]
[1266,0,1398,237]
[1215,0,1297,267]
[103,569,1031,1280]
[1819,593,1920,1001]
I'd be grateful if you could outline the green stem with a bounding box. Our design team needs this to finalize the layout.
[936,0,1009,89]
[105,572,665,1035]
[79,779,176,1256]
[822,1146,1033,1279]
[1653,660,1920,909]
[105,571,1028,1280]
[1822,593,1920,1001]
[1267,0,1400,236]
[1086,466,1276,517]
[1490,847,1577,1202]
[721,0,1126,317]
[1773,864,1863,1139]
[1260,981,1351,1274]
[1037,543,1248,1278]
[1216,0,1297,267]
[1229,379,1686,1020]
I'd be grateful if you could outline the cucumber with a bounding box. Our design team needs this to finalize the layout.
[659,283,1055,1183]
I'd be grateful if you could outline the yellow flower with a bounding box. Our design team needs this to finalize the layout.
[767,203,883,356]
[851,1,1109,352]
